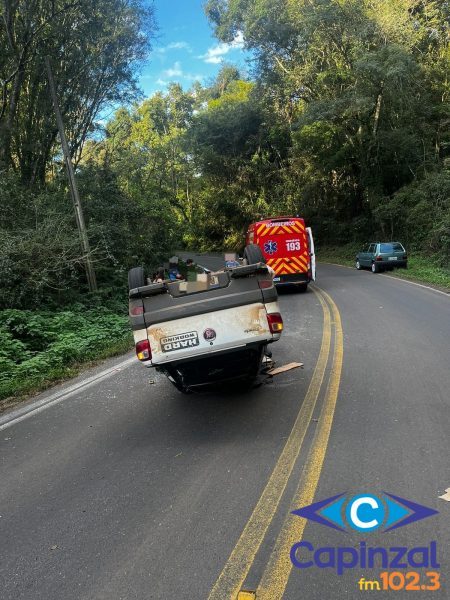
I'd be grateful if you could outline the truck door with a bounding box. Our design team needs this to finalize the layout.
[306,227,316,281]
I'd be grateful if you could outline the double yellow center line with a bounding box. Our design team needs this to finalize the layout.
[208,287,344,600]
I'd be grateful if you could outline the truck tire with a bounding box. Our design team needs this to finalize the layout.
[128,266,146,290]
[171,379,193,395]
[244,244,265,265]
[166,372,193,395]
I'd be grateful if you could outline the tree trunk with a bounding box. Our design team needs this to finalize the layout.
[1,64,25,168]
[372,81,384,137]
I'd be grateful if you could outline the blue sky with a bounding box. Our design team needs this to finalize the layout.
[138,0,248,97]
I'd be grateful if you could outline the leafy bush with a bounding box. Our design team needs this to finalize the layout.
[371,170,450,265]
[0,306,131,400]
[0,169,174,310]
[0,175,84,309]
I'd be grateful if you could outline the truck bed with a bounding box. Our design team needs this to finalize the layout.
[129,263,281,367]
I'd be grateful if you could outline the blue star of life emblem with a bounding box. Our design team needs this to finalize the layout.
[264,240,278,255]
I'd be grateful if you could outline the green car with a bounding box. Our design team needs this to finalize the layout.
[356,242,408,273]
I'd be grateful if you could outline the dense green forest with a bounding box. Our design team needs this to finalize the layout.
[0,0,449,398]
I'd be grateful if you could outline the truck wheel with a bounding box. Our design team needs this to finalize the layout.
[171,380,193,395]
[128,266,146,290]
[296,283,308,293]
[244,244,265,265]
[164,368,194,395]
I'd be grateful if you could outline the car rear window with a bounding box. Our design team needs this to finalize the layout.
[380,243,404,253]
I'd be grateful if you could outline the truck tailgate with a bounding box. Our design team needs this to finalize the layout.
[129,263,281,370]
[148,302,271,365]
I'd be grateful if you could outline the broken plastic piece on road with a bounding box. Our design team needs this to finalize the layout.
[438,488,450,501]
[267,362,304,376]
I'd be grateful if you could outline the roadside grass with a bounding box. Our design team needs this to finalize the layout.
[317,245,450,291]
[0,305,133,411]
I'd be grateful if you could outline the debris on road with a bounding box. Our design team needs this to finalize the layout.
[266,362,304,376]
[438,488,450,501]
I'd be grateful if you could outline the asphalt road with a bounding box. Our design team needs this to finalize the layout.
[1,262,449,600]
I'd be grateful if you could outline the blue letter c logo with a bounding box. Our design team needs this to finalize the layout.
[346,495,385,532]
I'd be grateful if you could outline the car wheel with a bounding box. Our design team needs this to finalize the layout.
[356,260,361,270]
[371,262,379,273]
[128,266,146,290]
[244,243,265,265]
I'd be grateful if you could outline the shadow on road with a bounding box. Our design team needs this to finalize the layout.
[276,285,308,295]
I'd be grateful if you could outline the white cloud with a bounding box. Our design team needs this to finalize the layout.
[169,41,191,51]
[156,41,192,54]
[162,61,183,78]
[203,44,230,65]
[199,32,245,64]
[159,60,203,84]
[233,31,245,46]
[201,42,231,64]
[183,73,204,82]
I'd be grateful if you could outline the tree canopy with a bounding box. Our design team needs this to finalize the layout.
[0,0,154,183]
[0,0,449,309]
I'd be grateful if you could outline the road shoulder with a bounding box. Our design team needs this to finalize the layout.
[318,261,450,296]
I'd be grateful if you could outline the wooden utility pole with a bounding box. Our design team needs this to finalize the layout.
[45,56,98,292]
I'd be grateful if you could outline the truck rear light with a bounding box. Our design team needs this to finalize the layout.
[267,313,283,333]
[130,305,144,316]
[376,256,383,261]
[259,279,273,289]
[136,340,151,361]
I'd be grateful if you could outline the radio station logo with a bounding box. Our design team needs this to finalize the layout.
[289,492,440,586]
[292,492,438,533]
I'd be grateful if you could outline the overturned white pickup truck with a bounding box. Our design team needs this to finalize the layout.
[129,248,283,393]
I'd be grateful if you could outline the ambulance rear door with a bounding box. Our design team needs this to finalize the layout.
[306,227,316,281]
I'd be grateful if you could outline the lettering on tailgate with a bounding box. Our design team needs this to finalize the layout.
[161,331,199,352]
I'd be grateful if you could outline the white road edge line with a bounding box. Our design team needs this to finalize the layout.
[319,262,450,297]
[0,356,136,432]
